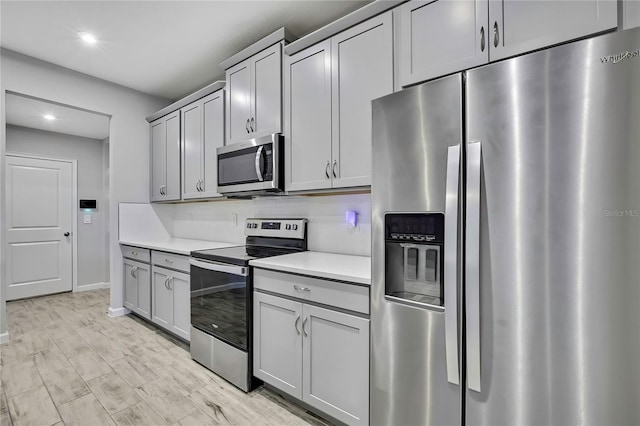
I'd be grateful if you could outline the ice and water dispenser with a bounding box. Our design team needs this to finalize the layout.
[385,213,444,307]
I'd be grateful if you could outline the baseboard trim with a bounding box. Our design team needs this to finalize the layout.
[0,332,10,345]
[75,282,110,293]
[108,307,131,318]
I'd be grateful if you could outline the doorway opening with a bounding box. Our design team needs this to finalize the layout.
[4,92,111,301]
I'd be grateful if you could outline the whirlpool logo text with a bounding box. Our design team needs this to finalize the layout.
[600,49,640,64]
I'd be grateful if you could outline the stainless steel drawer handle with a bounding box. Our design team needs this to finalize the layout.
[294,315,301,335]
[293,285,310,292]
[131,251,137,256]
[165,259,173,264]
[302,316,309,337]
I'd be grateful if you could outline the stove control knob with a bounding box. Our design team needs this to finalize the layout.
[285,224,291,230]
[253,223,258,229]
[246,223,251,229]
[293,224,298,230]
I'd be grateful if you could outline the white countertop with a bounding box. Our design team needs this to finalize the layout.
[250,251,371,285]
[119,238,237,256]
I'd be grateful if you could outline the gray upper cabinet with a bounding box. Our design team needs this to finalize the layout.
[181,90,225,200]
[150,111,180,202]
[226,43,282,145]
[285,40,333,192]
[397,0,489,88]
[397,0,617,87]
[331,12,393,188]
[286,12,393,192]
[489,0,617,61]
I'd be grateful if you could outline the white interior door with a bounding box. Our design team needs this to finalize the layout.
[5,155,73,300]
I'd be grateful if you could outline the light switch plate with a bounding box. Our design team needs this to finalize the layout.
[84,214,92,224]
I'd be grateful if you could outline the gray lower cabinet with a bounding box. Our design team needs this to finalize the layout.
[152,265,190,341]
[254,290,369,426]
[123,258,151,320]
[150,111,181,202]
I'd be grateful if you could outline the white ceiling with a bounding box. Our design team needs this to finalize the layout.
[0,0,370,101]
[6,93,111,140]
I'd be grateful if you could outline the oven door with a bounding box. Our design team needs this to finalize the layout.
[216,134,282,195]
[190,258,249,351]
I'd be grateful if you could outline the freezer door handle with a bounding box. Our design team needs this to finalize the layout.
[444,144,461,385]
[466,141,482,392]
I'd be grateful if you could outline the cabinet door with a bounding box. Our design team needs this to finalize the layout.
[489,0,617,61]
[150,119,166,201]
[181,102,202,200]
[252,43,282,138]
[135,263,151,320]
[302,304,370,426]
[397,0,489,87]
[331,13,393,188]
[285,40,333,192]
[171,270,191,341]
[253,292,303,399]
[226,60,252,144]
[201,90,225,198]
[123,260,137,311]
[152,267,172,329]
[164,112,181,201]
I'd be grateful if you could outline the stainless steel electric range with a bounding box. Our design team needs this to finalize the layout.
[189,218,308,392]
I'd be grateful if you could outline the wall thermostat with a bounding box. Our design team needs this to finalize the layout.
[79,199,97,209]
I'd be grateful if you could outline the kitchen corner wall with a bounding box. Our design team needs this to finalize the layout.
[156,193,372,256]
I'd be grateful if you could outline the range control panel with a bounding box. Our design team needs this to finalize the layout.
[245,218,307,240]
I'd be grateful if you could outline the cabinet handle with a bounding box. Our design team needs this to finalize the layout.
[199,180,204,192]
[164,276,170,290]
[480,26,485,52]
[169,277,174,290]
[131,251,137,256]
[131,267,138,278]
[332,160,338,179]
[493,21,500,48]
[293,285,310,292]
[165,258,173,264]
[302,316,309,337]
[246,119,250,133]
[294,314,301,335]
[325,161,331,179]
[250,117,255,132]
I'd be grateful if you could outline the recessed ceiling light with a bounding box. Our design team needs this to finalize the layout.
[43,114,56,121]
[78,32,97,44]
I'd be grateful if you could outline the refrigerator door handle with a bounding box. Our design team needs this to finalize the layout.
[466,141,482,392]
[444,144,461,385]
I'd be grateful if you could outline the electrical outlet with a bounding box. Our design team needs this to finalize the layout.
[231,213,238,226]
[83,214,92,224]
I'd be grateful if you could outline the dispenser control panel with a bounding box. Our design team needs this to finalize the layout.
[385,213,444,243]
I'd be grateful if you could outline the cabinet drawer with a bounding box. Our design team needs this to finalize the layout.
[152,251,190,273]
[254,269,369,315]
[121,245,150,263]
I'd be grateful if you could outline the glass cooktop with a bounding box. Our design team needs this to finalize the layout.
[191,245,299,266]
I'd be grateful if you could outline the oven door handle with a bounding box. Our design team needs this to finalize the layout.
[190,258,248,276]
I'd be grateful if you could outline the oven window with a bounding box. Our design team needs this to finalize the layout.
[191,264,247,350]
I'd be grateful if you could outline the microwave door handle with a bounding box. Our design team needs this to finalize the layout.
[255,146,264,182]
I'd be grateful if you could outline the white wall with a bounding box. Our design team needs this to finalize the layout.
[0,49,170,340]
[6,124,108,288]
[152,193,372,256]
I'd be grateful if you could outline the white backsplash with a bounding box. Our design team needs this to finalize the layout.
[153,193,371,256]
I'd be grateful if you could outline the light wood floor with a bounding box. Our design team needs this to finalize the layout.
[0,289,331,426]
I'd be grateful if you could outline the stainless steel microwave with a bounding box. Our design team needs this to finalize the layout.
[216,134,283,196]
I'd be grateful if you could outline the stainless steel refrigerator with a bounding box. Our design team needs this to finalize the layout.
[371,27,640,426]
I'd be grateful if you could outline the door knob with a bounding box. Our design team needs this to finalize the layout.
[64,232,70,237]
